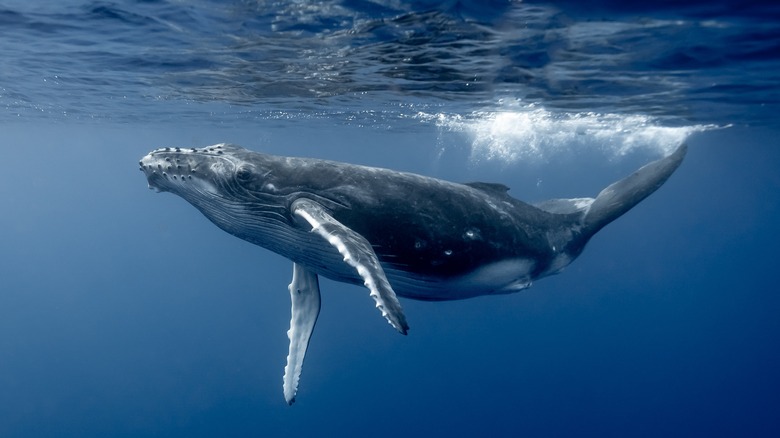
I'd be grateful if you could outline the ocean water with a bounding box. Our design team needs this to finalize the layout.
[1,0,779,436]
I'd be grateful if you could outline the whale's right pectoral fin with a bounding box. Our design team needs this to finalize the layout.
[291,198,409,335]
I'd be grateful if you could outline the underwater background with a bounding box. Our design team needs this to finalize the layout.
[1,0,779,436]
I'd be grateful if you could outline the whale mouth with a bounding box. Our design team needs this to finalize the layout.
[139,150,194,193]
[139,143,234,194]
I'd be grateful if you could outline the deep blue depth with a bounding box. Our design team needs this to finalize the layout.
[0,1,778,437]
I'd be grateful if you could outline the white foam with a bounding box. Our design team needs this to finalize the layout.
[418,102,719,163]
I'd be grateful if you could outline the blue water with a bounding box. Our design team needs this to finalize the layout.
[1,1,779,436]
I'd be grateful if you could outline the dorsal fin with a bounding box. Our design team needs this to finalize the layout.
[464,182,510,195]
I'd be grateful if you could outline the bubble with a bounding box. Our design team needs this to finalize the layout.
[420,102,718,163]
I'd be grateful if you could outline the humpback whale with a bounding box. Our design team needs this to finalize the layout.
[139,142,686,404]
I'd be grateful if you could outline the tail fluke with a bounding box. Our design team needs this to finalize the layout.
[535,143,687,261]
[582,143,687,237]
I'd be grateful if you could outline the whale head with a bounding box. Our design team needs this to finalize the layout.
[139,143,288,239]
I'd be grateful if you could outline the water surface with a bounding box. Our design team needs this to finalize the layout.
[1,1,778,436]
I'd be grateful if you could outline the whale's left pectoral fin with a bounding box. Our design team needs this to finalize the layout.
[283,263,321,405]
[291,198,409,335]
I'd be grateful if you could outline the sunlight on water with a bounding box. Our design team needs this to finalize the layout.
[421,103,718,163]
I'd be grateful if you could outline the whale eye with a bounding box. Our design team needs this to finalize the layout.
[236,165,254,184]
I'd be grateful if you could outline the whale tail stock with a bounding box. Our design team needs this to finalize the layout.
[535,143,687,254]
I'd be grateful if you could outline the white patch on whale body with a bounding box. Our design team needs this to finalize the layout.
[457,258,535,293]
[572,197,595,211]
[377,258,538,301]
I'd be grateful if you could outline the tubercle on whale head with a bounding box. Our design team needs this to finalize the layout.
[139,143,293,237]
[139,143,244,193]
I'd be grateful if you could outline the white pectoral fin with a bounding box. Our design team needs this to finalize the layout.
[283,263,321,405]
[291,198,409,335]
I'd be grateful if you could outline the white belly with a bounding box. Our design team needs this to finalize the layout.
[384,258,537,301]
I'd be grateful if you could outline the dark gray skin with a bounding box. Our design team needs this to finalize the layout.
[141,142,687,405]
[140,143,686,302]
